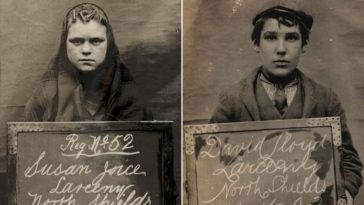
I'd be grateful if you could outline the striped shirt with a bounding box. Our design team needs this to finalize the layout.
[259,73,298,106]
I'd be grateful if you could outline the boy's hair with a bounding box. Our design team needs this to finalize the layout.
[251,6,313,47]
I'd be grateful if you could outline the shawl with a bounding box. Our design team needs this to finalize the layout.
[25,62,151,121]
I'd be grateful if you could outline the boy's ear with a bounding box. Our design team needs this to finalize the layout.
[254,45,260,53]
[301,45,307,53]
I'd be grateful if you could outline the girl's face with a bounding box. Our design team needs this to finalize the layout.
[66,19,108,72]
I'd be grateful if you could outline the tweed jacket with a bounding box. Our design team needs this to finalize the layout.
[210,67,363,197]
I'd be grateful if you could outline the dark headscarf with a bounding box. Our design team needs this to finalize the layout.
[25,3,150,121]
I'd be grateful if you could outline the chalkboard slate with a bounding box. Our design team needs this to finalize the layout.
[8,121,176,205]
[185,117,346,205]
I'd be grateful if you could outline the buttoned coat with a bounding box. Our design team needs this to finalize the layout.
[210,67,363,197]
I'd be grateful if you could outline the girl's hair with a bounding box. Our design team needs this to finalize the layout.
[51,3,121,79]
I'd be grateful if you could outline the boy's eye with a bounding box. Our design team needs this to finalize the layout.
[69,38,85,45]
[89,38,105,45]
[263,33,277,41]
[286,33,300,41]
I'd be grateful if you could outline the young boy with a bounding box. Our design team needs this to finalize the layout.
[210,5,362,204]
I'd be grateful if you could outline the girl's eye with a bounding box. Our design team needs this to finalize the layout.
[69,38,85,45]
[90,38,105,45]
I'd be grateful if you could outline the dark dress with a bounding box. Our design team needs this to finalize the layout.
[25,62,151,121]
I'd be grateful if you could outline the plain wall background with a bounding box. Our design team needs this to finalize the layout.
[184,0,364,204]
[0,0,181,203]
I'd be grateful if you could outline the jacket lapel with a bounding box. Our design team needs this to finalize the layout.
[300,71,317,118]
[240,68,318,120]
[240,68,261,121]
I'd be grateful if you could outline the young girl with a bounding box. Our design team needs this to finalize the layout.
[25,3,150,121]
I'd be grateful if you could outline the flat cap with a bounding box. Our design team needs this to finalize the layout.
[252,6,313,31]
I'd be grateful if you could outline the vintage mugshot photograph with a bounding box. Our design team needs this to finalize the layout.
[0,0,180,204]
[184,0,364,204]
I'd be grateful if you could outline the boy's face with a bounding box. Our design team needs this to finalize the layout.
[67,19,108,72]
[255,18,305,78]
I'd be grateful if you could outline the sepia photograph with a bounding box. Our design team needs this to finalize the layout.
[184,0,364,204]
[0,0,181,204]
[1,0,364,204]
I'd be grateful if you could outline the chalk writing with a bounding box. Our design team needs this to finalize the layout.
[60,134,139,158]
[196,130,333,204]
[23,133,153,204]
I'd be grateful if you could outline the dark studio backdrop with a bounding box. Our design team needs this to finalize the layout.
[184,0,364,204]
[0,0,181,202]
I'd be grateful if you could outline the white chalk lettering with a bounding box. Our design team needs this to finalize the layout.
[60,134,139,158]
[24,152,91,178]
[23,132,155,204]
[28,192,76,205]
[200,131,331,204]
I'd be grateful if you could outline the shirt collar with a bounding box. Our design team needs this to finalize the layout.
[259,72,299,88]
